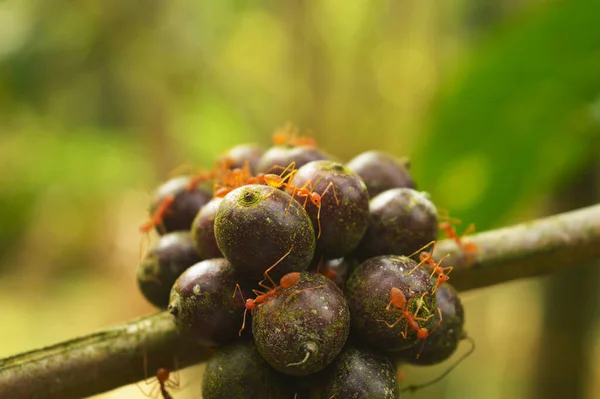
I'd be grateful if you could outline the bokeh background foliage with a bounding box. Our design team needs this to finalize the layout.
[0,0,598,398]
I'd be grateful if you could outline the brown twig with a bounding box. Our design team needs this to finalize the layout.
[0,312,212,399]
[433,204,600,291]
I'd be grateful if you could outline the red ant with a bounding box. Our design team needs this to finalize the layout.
[138,194,176,260]
[438,216,478,256]
[214,161,295,198]
[272,123,317,147]
[264,162,340,239]
[213,161,254,198]
[405,241,453,293]
[233,246,299,335]
[139,194,176,234]
[290,179,339,239]
[186,157,234,191]
[378,288,437,340]
[137,352,179,399]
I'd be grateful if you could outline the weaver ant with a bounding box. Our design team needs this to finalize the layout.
[139,194,176,234]
[289,179,339,239]
[260,161,340,239]
[272,123,317,147]
[137,350,180,399]
[405,241,453,293]
[186,157,235,192]
[214,161,296,198]
[437,211,478,256]
[378,288,438,340]
[138,194,176,260]
[233,246,299,335]
[213,161,254,198]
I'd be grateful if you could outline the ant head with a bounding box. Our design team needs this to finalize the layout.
[156,368,170,384]
[310,193,321,207]
[245,299,256,310]
[417,328,429,340]
[438,273,449,285]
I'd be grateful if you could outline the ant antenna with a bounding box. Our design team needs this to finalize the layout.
[400,335,475,393]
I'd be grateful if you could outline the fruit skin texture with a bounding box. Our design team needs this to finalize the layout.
[292,160,370,259]
[309,346,400,399]
[203,340,294,399]
[137,232,202,309]
[347,150,415,197]
[190,197,224,260]
[168,258,245,346]
[252,272,350,376]
[345,255,436,352]
[149,176,213,234]
[399,283,465,365]
[354,188,438,260]
[214,184,315,282]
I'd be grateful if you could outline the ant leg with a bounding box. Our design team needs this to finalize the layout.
[429,307,444,335]
[171,357,180,388]
[462,223,475,236]
[283,284,326,299]
[411,292,431,319]
[407,240,436,260]
[135,345,157,397]
[400,323,409,339]
[258,245,295,290]
[232,284,246,302]
[280,162,298,184]
[404,252,432,277]
[238,308,249,336]
[377,316,405,329]
[319,182,340,206]
[439,221,459,241]
[265,301,287,332]
[402,335,476,393]
[314,256,324,276]
[316,203,323,239]
[429,255,451,278]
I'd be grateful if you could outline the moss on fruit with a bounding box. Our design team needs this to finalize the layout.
[214,185,315,282]
[252,273,350,376]
[345,255,437,352]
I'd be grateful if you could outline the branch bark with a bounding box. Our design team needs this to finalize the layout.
[433,204,600,291]
[1,204,599,398]
[0,312,212,399]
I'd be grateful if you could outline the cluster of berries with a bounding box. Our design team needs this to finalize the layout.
[136,125,476,398]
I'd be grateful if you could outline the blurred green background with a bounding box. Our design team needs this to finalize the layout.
[1,0,599,398]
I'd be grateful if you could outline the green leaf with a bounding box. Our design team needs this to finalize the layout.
[414,0,600,230]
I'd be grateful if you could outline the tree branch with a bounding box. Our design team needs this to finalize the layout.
[0,312,212,399]
[433,204,600,291]
[1,204,599,398]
